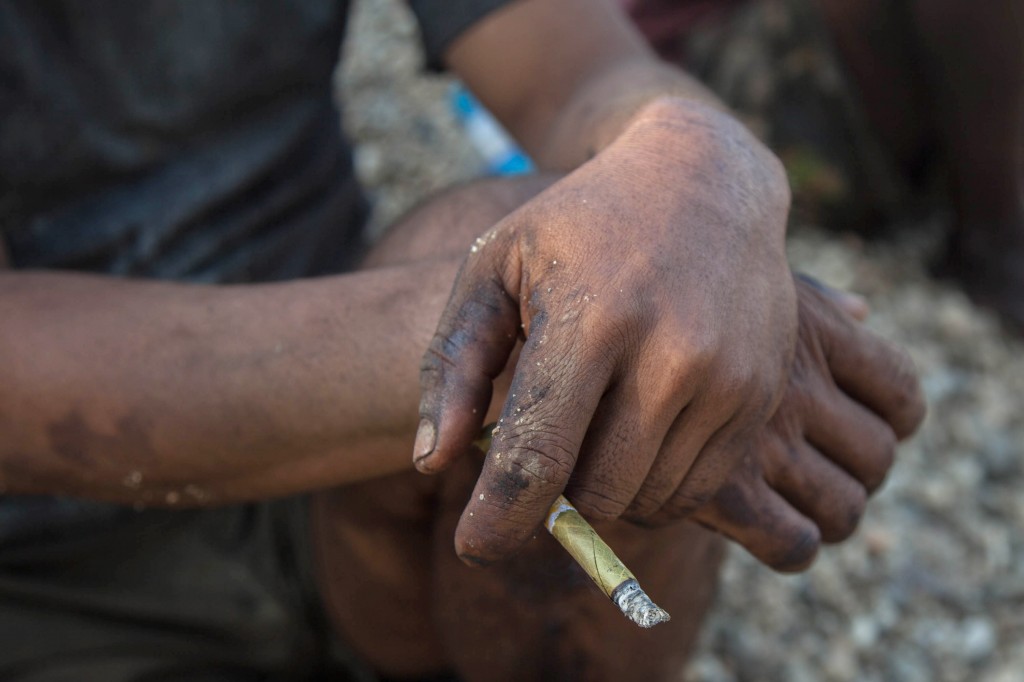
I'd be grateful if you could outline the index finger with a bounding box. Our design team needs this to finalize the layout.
[453,313,615,565]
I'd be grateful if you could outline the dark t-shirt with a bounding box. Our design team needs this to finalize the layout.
[0,0,364,281]
[0,0,366,562]
[0,0,515,541]
[0,1,513,677]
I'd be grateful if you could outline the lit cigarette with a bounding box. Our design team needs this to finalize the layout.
[475,426,670,628]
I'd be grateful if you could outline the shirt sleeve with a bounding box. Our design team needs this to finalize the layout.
[407,0,519,70]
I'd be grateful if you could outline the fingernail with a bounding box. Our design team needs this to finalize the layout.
[413,418,437,464]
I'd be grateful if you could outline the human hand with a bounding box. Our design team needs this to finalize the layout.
[415,98,797,565]
[683,275,926,571]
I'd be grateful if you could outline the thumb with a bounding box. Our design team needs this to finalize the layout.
[416,249,520,474]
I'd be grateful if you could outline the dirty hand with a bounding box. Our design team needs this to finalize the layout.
[686,275,927,571]
[415,98,797,565]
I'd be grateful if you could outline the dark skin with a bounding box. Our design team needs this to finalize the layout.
[415,98,798,565]
[0,0,804,553]
[0,0,926,677]
[315,176,923,680]
[0,0,786,511]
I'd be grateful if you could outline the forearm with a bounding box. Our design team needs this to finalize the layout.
[0,262,459,505]
[447,0,727,169]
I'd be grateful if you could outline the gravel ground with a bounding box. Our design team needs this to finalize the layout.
[338,2,1024,680]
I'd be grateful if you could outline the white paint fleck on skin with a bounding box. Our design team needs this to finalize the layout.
[469,232,497,254]
[559,308,581,323]
[478,493,485,501]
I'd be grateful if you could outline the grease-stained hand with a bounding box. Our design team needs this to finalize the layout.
[415,98,797,565]
[684,275,927,571]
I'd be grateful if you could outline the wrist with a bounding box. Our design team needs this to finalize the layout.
[616,96,791,228]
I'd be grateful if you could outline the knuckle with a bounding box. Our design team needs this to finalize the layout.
[718,367,750,404]
[500,428,577,488]
[624,484,674,520]
[862,428,897,493]
[659,335,706,382]
[715,360,769,417]
[422,333,460,374]
[688,329,721,373]
[659,323,718,383]
[820,485,868,543]
[663,486,714,517]
[589,293,647,336]
[569,484,633,521]
[766,524,821,573]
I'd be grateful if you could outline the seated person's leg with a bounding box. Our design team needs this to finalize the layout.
[816,0,1024,329]
[909,0,1023,330]
[311,175,726,680]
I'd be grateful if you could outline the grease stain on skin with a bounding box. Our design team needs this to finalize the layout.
[711,482,758,528]
[47,411,156,479]
[487,464,532,506]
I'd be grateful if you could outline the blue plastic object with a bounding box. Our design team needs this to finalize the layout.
[450,85,535,176]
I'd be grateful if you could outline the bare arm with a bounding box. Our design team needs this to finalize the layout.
[446,0,725,169]
[0,262,462,506]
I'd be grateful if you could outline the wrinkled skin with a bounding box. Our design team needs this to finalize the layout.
[687,275,926,571]
[316,176,926,681]
[415,99,798,565]
[318,274,926,680]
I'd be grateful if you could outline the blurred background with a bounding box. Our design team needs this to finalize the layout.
[337,1,1024,680]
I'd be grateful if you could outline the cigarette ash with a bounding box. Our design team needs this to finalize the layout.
[611,579,671,629]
